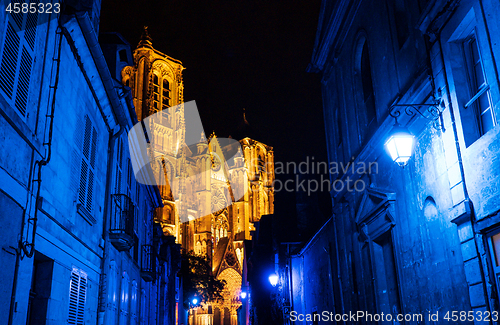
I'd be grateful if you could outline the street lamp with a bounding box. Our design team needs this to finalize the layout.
[384,123,415,167]
[240,291,247,299]
[385,102,443,167]
[268,274,278,287]
[191,297,198,305]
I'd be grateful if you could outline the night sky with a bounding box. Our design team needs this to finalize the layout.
[100,0,331,230]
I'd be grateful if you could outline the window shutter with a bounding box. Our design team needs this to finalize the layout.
[0,4,37,117]
[14,47,32,116]
[116,170,122,194]
[127,159,132,198]
[78,161,88,206]
[68,268,87,325]
[78,115,97,215]
[24,5,38,50]
[0,23,20,98]
[11,8,23,30]
[115,139,123,193]
[83,117,92,160]
[91,128,97,168]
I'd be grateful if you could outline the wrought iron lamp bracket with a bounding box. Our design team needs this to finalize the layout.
[389,102,445,132]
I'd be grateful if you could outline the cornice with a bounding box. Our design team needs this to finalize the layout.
[309,0,361,72]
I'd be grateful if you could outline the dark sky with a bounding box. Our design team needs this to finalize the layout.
[100,0,331,226]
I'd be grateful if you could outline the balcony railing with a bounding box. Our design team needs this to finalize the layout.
[141,244,156,282]
[109,194,135,251]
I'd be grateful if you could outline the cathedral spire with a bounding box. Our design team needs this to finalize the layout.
[138,26,153,48]
[233,108,258,140]
[243,108,249,126]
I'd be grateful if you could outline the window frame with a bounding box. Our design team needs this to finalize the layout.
[445,7,499,148]
[461,30,495,137]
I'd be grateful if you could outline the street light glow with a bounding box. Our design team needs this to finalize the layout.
[192,298,198,305]
[269,274,278,287]
[240,291,247,299]
[384,124,415,167]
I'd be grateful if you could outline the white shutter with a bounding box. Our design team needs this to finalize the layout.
[78,115,97,215]
[14,43,32,114]
[68,268,87,325]
[0,23,19,97]
[0,1,38,118]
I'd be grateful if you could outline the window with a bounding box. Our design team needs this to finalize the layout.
[195,241,202,255]
[214,218,228,246]
[448,9,497,147]
[354,36,377,144]
[0,4,38,118]
[462,32,495,139]
[78,115,97,222]
[162,79,170,110]
[361,43,376,126]
[153,74,160,110]
[68,268,87,325]
[488,231,500,302]
[119,49,127,62]
[356,188,401,317]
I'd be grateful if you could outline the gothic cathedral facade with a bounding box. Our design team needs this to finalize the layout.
[122,28,274,325]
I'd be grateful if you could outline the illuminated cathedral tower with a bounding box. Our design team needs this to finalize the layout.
[122,27,274,325]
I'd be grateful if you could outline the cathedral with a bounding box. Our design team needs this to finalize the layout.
[122,28,275,325]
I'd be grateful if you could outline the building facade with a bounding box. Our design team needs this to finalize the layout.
[122,29,275,325]
[286,0,500,323]
[0,1,180,325]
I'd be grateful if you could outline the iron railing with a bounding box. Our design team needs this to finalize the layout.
[140,244,156,282]
[109,194,135,251]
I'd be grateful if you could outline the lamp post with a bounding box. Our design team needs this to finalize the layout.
[384,123,415,167]
[386,102,443,167]
[268,274,278,287]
